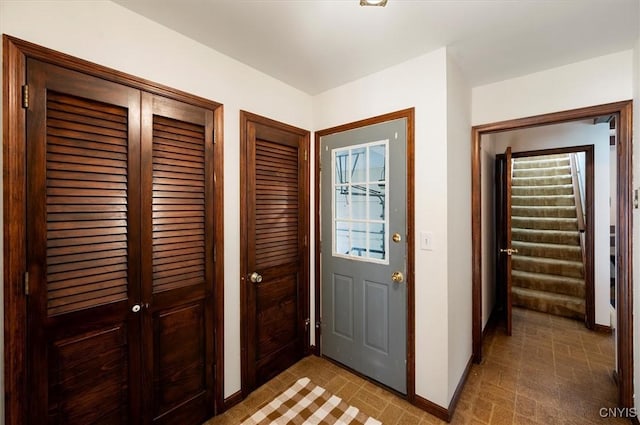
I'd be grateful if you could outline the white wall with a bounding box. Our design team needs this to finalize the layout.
[314,48,452,407]
[446,53,472,402]
[472,50,634,126]
[481,137,496,329]
[0,0,314,403]
[492,121,612,327]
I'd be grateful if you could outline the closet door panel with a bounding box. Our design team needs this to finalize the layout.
[26,59,142,424]
[141,93,215,425]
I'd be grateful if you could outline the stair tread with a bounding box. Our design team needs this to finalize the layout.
[511,241,581,251]
[512,287,584,304]
[512,255,583,267]
[512,270,585,285]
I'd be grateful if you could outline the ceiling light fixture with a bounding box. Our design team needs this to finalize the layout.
[360,0,388,6]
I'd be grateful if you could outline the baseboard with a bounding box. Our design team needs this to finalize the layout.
[447,356,473,419]
[594,324,613,333]
[413,395,449,422]
[222,390,243,412]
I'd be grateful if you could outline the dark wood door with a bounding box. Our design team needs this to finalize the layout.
[140,93,215,425]
[25,59,216,425]
[26,59,143,424]
[503,147,513,335]
[240,112,309,392]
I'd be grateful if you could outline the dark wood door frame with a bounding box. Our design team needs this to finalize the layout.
[239,111,311,396]
[2,35,226,425]
[471,101,633,408]
[314,108,416,402]
[509,146,595,329]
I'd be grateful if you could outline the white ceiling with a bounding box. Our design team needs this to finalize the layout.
[113,0,640,95]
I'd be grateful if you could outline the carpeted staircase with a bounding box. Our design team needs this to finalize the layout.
[510,154,585,320]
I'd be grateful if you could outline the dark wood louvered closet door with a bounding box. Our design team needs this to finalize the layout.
[26,59,143,424]
[140,94,215,425]
[242,115,309,391]
[25,59,216,425]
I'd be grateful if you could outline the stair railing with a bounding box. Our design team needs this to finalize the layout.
[569,153,587,268]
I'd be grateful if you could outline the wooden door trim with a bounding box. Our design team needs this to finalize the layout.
[471,100,633,407]
[239,110,311,396]
[2,35,226,424]
[314,108,416,402]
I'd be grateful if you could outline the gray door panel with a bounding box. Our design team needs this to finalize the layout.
[321,118,407,394]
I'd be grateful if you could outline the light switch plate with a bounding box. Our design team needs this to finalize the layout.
[420,232,433,251]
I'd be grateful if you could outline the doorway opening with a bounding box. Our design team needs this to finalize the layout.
[471,101,633,407]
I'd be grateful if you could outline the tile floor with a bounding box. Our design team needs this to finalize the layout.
[206,308,626,424]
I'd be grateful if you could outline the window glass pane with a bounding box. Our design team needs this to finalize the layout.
[351,147,367,183]
[351,185,367,220]
[351,222,367,257]
[335,221,350,255]
[335,152,349,184]
[369,144,386,182]
[369,184,385,221]
[335,186,349,220]
[331,140,388,263]
[369,223,386,260]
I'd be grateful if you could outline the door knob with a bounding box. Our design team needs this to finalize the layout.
[391,271,404,283]
[132,304,141,313]
[249,272,263,284]
[500,248,519,256]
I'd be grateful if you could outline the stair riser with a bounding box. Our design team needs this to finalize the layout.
[513,176,572,186]
[513,159,570,169]
[512,218,578,231]
[512,291,585,320]
[512,257,584,279]
[513,167,571,178]
[512,206,576,218]
[512,276,585,297]
[512,195,575,207]
[512,185,573,196]
[512,230,580,245]
[512,244,582,261]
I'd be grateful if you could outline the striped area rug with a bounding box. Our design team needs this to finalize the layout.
[241,377,382,425]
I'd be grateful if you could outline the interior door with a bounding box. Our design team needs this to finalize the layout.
[503,147,513,335]
[241,113,310,392]
[320,118,407,394]
[140,94,215,424]
[26,59,142,424]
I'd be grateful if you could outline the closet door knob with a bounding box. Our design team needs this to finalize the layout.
[132,304,141,313]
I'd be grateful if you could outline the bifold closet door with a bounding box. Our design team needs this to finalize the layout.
[26,59,143,424]
[25,58,215,425]
[140,93,215,425]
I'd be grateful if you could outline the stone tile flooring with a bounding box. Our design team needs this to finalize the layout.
[206,308,626,424]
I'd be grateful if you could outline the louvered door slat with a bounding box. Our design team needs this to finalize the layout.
[152,115,206,294]
[254,139,299,270]
[46,91,129,317]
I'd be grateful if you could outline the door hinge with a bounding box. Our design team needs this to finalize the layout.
[22,85,29,109]
[24,272,30,296]
[305,318,310,331]
[303,235,307,247]
[213,245,217,262]
[212,131,216,144]
[304,150,308,161]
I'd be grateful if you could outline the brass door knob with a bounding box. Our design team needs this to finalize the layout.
[392,233,402,243]
[499,248,519,256]
[391,271,404,283]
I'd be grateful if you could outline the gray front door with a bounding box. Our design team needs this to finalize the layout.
[320,118,407,394]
